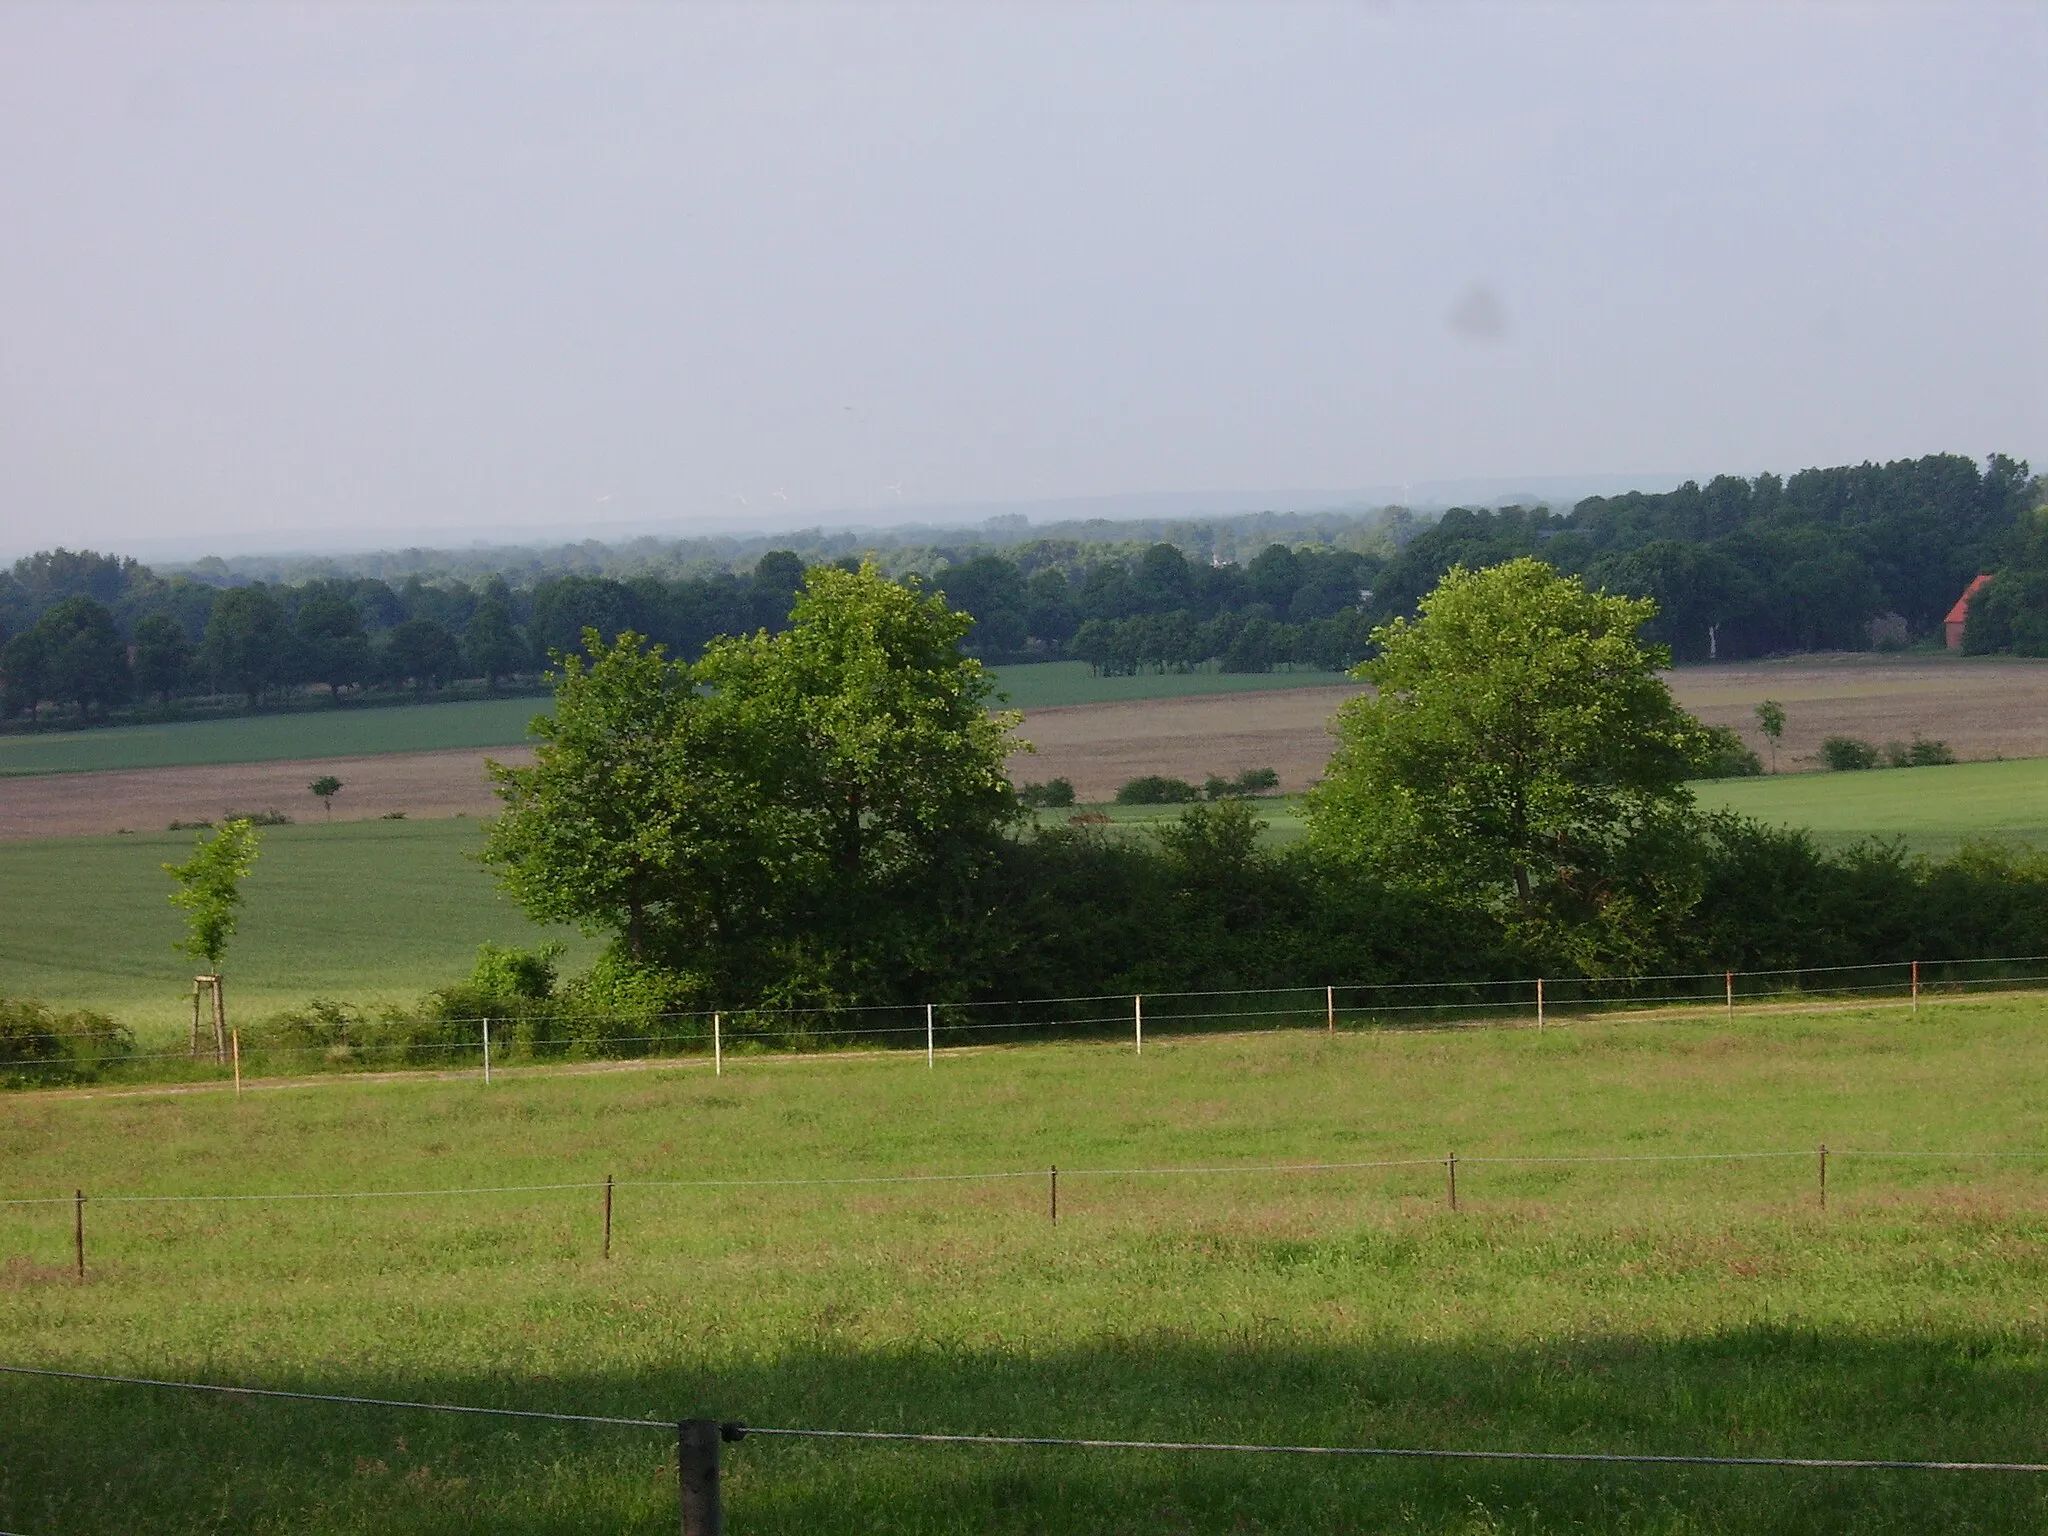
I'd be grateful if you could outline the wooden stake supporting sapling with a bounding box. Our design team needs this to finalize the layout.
[165,820,261,1064]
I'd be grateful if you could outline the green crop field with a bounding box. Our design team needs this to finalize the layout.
[0,820,597,1038]
[0,666,1350,778]
[7,1005,2048,1532]
[0,697,550,778]
[985,659,1352,709]
[1695,758,2048,854]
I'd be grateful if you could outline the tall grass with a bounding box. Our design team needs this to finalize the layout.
[8,1007,2048,1531]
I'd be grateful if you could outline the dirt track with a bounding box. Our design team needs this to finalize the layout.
[7,656,2048,840]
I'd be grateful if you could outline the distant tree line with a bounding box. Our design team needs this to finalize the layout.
[3,451,2038,724]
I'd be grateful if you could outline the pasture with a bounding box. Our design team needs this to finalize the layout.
[0,819,596,1038]
[1694,757,2048,854]
[7,1006,2048,1532]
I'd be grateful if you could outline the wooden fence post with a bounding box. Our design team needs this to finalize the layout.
[713,1013,722,1077]
[1050,1165,1058,1225]
[1536,978,1545,1031]
[1912,960,1920,1014]
[679,1419,723,1536]
[482,1017,491,1084]
[74,1189,86,1280]
[926,1002,935,1070]
[232,1029,242,1097]
[1818,1144,1827,1211]
[1327,985,1336,1033]
[1725,970,1734,1015]
[1446,1153,1458,1212]
[604,1174,614,1260]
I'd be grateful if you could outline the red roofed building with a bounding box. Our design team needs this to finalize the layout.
[1945,573,1993,650]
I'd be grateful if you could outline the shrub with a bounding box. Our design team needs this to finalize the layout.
[1017,778,1076,808]
[0,998,135,1087]
[1693,724,1763,778]
[470,941,563,1000]
[1204,766,1282,799]
[1821,736,1881,771]
[1908,736,1956,767]
[1116,775,1200,805]
[222,808,292,826]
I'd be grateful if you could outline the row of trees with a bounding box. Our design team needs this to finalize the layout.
[482,558,2048,1016]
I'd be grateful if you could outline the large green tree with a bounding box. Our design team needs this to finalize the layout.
[698,562,1023,998]
[483,563,1023,1005]
[482,632,743,967]
[1308,559,1707,967]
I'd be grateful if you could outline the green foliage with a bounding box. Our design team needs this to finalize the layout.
[1821,736,1882,771]
[1310,560,1705,948]
[307,775,342,815]
[468,940,563,1000]
[1204,766,1280,798]
[1016,778,1075,808]
[0,996,133,1086]
[1116,775,1200,805]
[1891,736,1956,767]
[1693,724,1763,778]
[488,564,1023,1005]
[162,819,262,972]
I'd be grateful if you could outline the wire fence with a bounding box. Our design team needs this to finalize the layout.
[10,954,2048,1091]
[6,1362,2047,1534]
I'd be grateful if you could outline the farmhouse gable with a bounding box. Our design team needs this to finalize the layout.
[1944,573,1993,650]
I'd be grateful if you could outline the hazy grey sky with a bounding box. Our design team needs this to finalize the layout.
[1,2,2042,554]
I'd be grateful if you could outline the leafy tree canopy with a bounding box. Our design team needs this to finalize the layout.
[163,819,262,972]
[1308,559,1708,968]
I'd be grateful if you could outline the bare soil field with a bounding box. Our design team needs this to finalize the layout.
[0,747,533,840]
[7,656,2048,839]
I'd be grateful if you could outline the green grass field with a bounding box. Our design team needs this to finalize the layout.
[1696,758,2048,854]
[0,665,1351,778]
[0,820,598,1038]
[7,1005,2048,1532]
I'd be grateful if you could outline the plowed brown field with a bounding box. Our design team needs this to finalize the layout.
[6,655,2048,839]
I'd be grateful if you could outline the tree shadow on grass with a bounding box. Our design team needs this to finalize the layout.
[5,1326,2047,1534]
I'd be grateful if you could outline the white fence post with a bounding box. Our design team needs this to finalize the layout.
[1536,977,1545,1031]
[1135,994,1143,1055]
[714,1012,722,1076]
[482,1017,491,1084]
[1326,984,1335,1034]
[926,1002,935,1069]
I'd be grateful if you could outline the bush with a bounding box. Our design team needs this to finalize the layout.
[1907,736,1956,767]
[0,998,135,1087]
[1116,775,1200,805]
[1017,778,1076,808]
[470,941,563,999]
[1821,736,1881,771]
[1693,724,1763,778]
[1204,766,1282,799]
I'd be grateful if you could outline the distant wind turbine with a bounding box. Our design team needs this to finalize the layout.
[882,481,903,498]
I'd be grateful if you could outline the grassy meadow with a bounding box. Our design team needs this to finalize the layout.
[1694,757,2048,854]
[7,1006,2048,1532]
[0,819,597,1038]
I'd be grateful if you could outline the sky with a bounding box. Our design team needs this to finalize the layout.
[0,1,2043,557]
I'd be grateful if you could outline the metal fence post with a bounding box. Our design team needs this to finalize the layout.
[713,1012,722,1077]
[1134,994,1143,1055]
[482,1017,491,1084]
[679,1419,722,1535]
[1912,960,1920,1014]
[1725,970,1733,1015]
[927,1002,935,1069]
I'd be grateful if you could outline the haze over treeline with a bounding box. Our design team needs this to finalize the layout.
[1,6,2041,552]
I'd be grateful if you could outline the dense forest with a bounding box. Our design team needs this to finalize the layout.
[1,452,2038,724]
